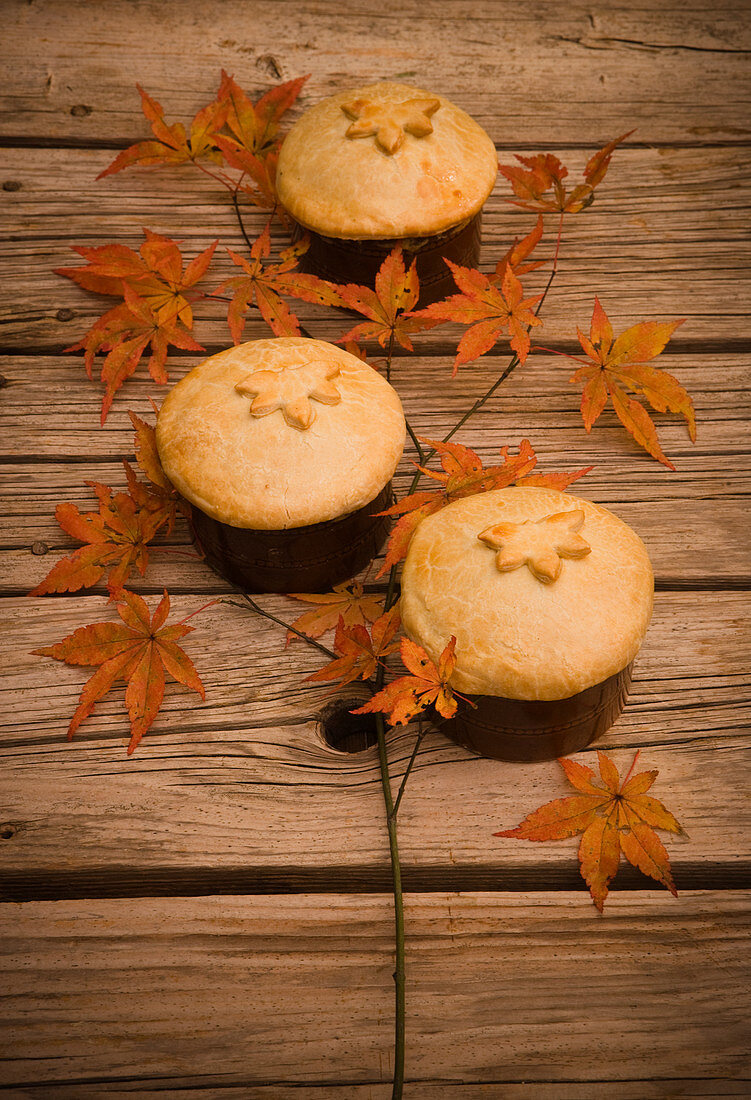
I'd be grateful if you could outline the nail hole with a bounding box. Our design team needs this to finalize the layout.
[0,375,7,389]
[3,180,21,192]
[56,308,75,321]
[70,104,92,117]
[318,697,379,753]
[0,824,17,840]
[31,541,49,556]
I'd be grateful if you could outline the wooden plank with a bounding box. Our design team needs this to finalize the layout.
[2,891,749,1088]
[4,497,750,593]
[1,592,748,894]
[1,145,749,347]
[13,1083,751,1099]
[1,0,750,144]
[0,354,743,464]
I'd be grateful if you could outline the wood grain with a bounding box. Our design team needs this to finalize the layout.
[3,891,749,1088]
[1,0,750,144]
[1,144,748,346]
[1,592,748,896]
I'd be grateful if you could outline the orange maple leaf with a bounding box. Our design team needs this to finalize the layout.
[495,751,685,911]
[97,84,229,179]
[489,214,547,286]
[307,606,402,690]
[57,232,214,422]
[32,589,209,754]
[336,247,423,352]
[128,410,191,528]
[66,291,205,424]
[97,73,308,210]
[56,229,217,331]
[563,296,694,469]
[499,133,633,214]
[352,635,463,726]
[213,71,309,207]
[213,221,342,341]
[28,469,175,597]
[376,438,591,577]
[286,580,385,645]
[410,262,543,374]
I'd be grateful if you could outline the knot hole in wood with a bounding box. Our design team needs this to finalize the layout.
[317,697,379,753]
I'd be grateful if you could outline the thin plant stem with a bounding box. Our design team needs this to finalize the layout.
[232,190,256,252]
[405,418,426,465]
[408,262,560,489]
[376,712,406,1099]
[391,719,425,820]
[237,592,336,660]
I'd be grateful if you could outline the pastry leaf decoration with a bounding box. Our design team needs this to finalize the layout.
[376,438,592,577]
[341,96,440,154]
[235,359,342,430]
[495,751,685,912]
[478,509,591,584]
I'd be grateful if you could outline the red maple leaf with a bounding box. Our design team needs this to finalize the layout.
[496,751,685,911]
[410,262,543,374]
[57,231,214,422]
[562,296,694,469]
[97,73,309,211]
[499,133,633,214]
[32,589,210,754]
[128,411,190,528]
[352,635,463,726]
[56,229,216,330]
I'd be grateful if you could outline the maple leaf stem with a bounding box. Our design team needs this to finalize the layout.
[553,211,564,272]
[238,592,337,660]
[532,345,592,367]
[621,750,641,787]
[176,598,219,625]
[375,710,406,1099]
[390,718,425,821]
[194,160,238,194]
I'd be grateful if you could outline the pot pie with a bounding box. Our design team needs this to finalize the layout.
[156,337,406,592]
[276,81,498,305]
[400,486,654,761]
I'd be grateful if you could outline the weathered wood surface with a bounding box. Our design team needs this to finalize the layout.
[2,591,749,898]
[1,0,750,1091]
[1,145,749,347]
[2,0,750,145]
[3,892,749,1090]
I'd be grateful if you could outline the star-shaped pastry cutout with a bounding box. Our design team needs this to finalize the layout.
[340,96,441,155]
[235,360,342,431]
[478,509,592,584]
